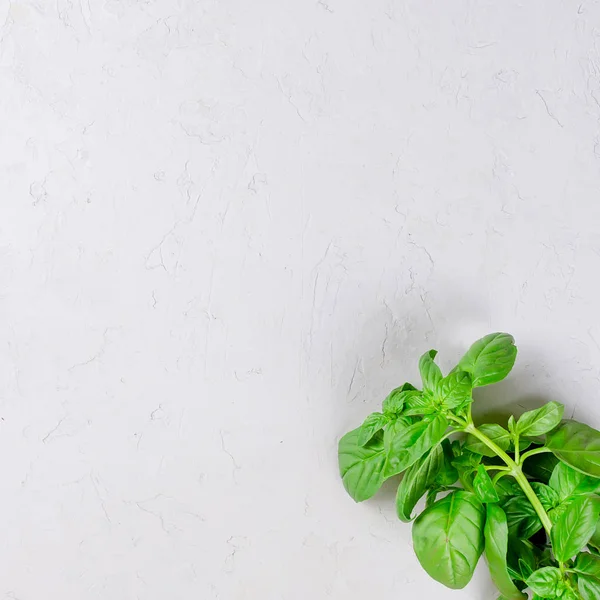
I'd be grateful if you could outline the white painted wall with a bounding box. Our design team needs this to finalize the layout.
[1,1,600,598]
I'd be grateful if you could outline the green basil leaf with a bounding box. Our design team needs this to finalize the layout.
[400,382,418,391]
[522,451,559,484]
[573,552,600,600]
[546,420,600,477]
[526,566,562,596]
[357,412,388,446]
[579,578,600,600]
[435,370,472,410]
[419,349,443,391]
[434,439,459,486]
[384,414,448,478]
[515,402,564,437]
[537,547,555,568]
[412,490,485,589]
[450,439,461,457]
[548,500,570,525]
[382,387,419,416]
[474,465,500,503]
[338,428,386,502]
[549,461,600,501]
[517,558,533,581]
[465,424,511,457]
[496,477,525,503]
[503,495,542,539]
[507,539,537,581]
[383,417,413,452]
[456,332,517,387]
[452,448,482,492]
[384,417,428,458]
[551,495,600,562]
[396,445,443,522]
[506,564,522,582]
[573,551,600,575]
[426,488,438,508]
[589,518,600,550]
[484,503,527,599]
[402,393,436,416]
[530,482,560,511]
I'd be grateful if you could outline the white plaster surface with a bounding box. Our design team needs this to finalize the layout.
[2,1,600,598]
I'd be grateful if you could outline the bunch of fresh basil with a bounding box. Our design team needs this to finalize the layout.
[338,333,600,599]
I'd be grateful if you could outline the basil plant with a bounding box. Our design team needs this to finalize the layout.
[339,333,600,599]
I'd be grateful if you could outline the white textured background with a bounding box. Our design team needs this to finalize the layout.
[1,1,600,598]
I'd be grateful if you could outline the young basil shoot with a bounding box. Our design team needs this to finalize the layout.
[338,333,600,599]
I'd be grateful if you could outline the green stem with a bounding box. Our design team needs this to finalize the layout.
[447,414,467,428]
[439,430,455,444]
[464,424,553,536]
[492,471,508,485]
[513,470,553,536]
[520,446,552,463]
[483,465,510,472]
